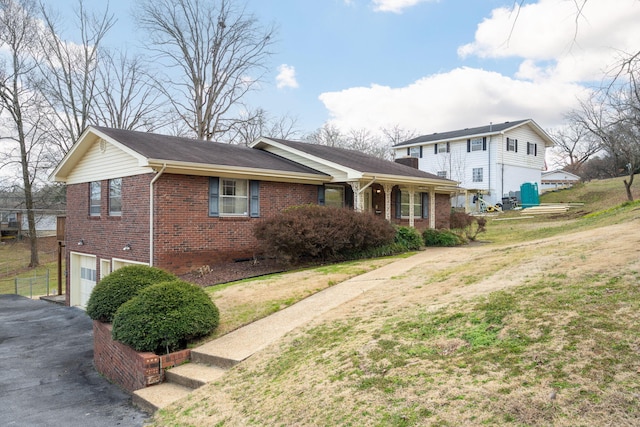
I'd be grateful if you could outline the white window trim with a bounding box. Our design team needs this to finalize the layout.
[220,178,249,216]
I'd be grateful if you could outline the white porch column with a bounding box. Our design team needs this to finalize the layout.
[348,181,363,212]
[408,187,415,228]
[383,183,394,222]
[429,190,436,229]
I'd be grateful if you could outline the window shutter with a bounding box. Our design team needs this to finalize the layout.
[406,147,410,156]
[419,146,423,158]
[534,143,538,156]
[515,139,518,153]
[421,192,429,219]
[208,177,219,217]
[483,137,487,151]
[434,144,438,155]
[395,188,401,218]
[467,139,471,152]
[446,142,450,153]
[345,185,354,208]
[317,186,325,206]
[249,180,260,217]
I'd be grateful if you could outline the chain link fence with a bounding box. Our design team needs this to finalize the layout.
[14,269,55,299]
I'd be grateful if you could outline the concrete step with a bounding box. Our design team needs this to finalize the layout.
[164,362,227,389]
[132,382,193,414]
[190,349,241,369]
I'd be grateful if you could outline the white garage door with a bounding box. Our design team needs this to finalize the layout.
[70,252,97,309]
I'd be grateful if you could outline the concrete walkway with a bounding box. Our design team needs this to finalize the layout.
[134,252,432,412]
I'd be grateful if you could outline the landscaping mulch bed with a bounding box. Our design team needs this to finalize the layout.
[180,258,289,287]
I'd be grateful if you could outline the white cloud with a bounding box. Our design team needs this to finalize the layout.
[371,0,435,14]
[458,0,640,82]
[319,67,587,133]
[276,64,299,89]
[319,0,639,135]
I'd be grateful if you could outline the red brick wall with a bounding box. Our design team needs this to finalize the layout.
[93,321,190,392]
[153,174,318,274]
[65,173,452,284]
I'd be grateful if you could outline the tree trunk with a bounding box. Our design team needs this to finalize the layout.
[623,173,634,201]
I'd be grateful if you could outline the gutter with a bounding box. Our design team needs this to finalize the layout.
[149,164,167,267]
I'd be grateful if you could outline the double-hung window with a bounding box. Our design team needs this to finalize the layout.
[470,138,484,152]
[506,137,517,152]
[526,142,537,156]
[109,178,122,216]
[209,177,260,217]
[401,192,422,218]
[89,181,101,216]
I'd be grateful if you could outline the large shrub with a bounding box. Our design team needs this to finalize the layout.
[423,228,463,247]
[394,226,423,251]
[450,211,487,241]
[86,265,177,323]
[111,280,219,354]
[254,205,396,262]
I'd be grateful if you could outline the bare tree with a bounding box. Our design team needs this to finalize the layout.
[549,120,602,175]
[91,50,164,131]
[36,0,115,152]
[304,123,344,147]
[0,0,45,266]
[136,0,276,141]
[346,128,391,160]
[572,68,640,201]
[380,124,418,146]
[223,107,299,145]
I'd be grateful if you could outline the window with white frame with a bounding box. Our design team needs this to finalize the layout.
[325,185,345,208]
[401,192,422,218]
[471,138,483,151]
[473,168,484,182]
[89,181,101,216]
[109,178,122,216]
[437,171,448,178]
[526,142,537,156]
[506,137,517,152]
[221,179,248,215]
[409,146,421,158]
[437,142,449,153]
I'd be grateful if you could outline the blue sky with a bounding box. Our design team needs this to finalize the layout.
[54,0,640,136]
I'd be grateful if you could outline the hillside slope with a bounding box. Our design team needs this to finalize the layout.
[152,178,640,426]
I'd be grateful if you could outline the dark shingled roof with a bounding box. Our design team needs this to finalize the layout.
[394,119,531,147]
[267,138,453,182]
[94,126,327,176]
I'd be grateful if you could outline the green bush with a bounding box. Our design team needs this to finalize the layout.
[394,226,423,250]
[111,280,219,354]
[422,228,463,247]
[254,205,396,263]
[86,265,177,322]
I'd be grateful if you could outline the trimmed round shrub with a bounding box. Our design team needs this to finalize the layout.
[394,226,423,250]
[86,265,177,323]
[111,280,219,354]
[422,228,463,247]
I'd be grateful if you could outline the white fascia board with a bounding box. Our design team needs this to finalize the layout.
[146,159,330,184]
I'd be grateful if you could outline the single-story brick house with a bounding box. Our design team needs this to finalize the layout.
[51,126,459,308]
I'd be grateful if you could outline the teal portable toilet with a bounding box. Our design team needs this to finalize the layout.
[520,182,540,208]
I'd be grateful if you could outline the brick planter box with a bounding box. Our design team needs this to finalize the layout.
[93,320,191,392]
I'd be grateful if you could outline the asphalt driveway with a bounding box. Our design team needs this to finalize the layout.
[0,294,148,427]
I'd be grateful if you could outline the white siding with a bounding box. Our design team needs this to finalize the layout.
[398,122,551,205]
[65,138,152,184]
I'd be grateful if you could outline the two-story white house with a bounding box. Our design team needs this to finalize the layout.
[393,119,556,207]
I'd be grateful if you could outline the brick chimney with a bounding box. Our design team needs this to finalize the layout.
[395,157,419,169]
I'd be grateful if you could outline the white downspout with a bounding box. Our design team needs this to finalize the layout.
[149,164,167,266]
